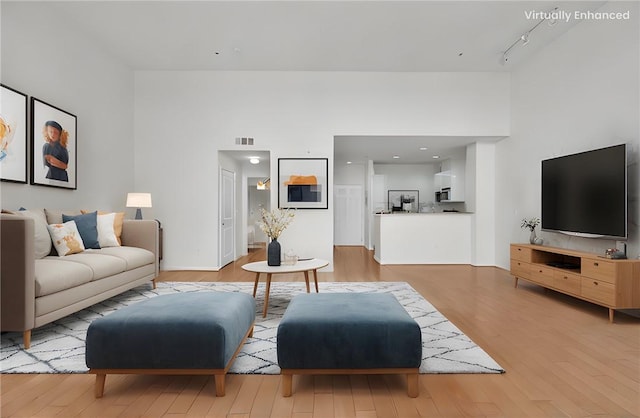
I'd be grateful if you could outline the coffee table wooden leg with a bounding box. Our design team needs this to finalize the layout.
[313,269,319,292]
[263,273,272,317]
[253,272,260,297]
[304,271,310,293]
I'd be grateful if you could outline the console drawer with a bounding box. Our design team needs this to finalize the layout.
[511,260,531,279]
[552,270,581,295]
[510,246,532,262]
[582,258,616,283]
[581,278,615,305]
[530,265,554,287]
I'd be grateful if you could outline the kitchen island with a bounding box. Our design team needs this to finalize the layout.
[373,213,472,264]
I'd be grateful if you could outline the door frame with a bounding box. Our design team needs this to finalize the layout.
[219,168,236,269]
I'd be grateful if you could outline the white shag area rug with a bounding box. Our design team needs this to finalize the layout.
[1,281,504,375]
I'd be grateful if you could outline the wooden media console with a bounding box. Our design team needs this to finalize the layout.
[510,244,640,322]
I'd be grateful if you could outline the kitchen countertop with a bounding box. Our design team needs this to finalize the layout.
[375,211,474,215]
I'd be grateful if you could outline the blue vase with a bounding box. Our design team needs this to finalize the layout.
[268,238,281,266]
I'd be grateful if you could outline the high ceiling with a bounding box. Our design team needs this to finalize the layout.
[27,1,607,164]
[45,0,604,72]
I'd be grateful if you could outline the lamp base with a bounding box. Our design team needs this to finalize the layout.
[135,208,143,220]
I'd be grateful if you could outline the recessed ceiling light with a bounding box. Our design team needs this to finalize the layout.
[346,161,352,165]
[419,147,428,151]
[249,157,260,164]
[432,155,440,159]
[393,155,400,159]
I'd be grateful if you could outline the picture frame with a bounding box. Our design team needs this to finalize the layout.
[278,158,328,209]
[0,84,28,183]
[30,97,77,190]
[388,190,419,213]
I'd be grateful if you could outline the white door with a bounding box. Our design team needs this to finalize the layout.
[334,185,364,245]
[220,169,235,267]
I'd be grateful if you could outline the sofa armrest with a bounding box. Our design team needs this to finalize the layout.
[121,219,160,276]
[1,214,36,332]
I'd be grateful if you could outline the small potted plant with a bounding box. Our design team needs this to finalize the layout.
[521,217,542,245]
[258,208,295,266]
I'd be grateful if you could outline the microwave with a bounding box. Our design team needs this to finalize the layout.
[436,188,450,202]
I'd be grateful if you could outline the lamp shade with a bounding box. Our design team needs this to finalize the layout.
[126,193,152,208]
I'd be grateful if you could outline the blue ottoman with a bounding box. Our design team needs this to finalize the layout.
[277,293,422,397]
[86,292,255,397]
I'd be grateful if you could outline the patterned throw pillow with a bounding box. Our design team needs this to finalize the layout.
[47,221,86,256]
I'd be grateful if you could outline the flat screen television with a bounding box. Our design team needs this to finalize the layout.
[541,143,627,239]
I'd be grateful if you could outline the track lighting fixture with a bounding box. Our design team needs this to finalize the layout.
[501,6,559,65]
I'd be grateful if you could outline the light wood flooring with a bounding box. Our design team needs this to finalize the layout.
[2,246,639,417]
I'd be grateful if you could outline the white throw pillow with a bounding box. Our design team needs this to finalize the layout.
[13,209,52,259]
[47,221,85,256]
[97,213,120,248]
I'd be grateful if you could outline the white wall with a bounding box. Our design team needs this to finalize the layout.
[135,71,510,270]
[495,2,640,268]
[373,163,437,211]
[334,163,366,186]
[0,3,134,213]
[470,142,496,266]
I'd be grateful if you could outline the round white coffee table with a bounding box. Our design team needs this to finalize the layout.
[241,258,329,317]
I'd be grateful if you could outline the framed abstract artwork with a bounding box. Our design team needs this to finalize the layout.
[278,158,328,209]
[0,84,28,183]
[30,97,77,190]
[388,190,419,213]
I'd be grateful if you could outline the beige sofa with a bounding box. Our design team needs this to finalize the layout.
[1,211,159,348]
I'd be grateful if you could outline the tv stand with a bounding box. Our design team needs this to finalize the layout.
[510,244,640,322]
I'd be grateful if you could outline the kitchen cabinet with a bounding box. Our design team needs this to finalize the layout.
[434,158,465,202]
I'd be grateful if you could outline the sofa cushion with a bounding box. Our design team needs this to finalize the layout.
[92,246,155,270]
[12,209,51,259]
[45,209,82,225]
[35,258,94,297]
[47,221,86,256]
[60,252,127,280]
[63,211,100,249]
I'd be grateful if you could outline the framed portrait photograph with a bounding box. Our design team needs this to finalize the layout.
[388,190,419,213]
[0,84,28,183]
[278,158,328,209]
[30,97,77,190]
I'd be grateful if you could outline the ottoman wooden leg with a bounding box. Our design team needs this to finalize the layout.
[407,373,418,398]
[282,374,293,397]
[215,374,225,397]
[95,374,106,398]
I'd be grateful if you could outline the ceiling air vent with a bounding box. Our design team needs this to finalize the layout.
[235,137,254,145]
